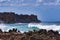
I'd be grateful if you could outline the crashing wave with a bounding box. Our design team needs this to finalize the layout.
[28,23,60,33]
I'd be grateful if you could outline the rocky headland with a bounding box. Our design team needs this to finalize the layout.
[0,29,60,40]
[0,12,41,23]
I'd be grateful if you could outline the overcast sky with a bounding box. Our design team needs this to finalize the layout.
[0,0,60,21]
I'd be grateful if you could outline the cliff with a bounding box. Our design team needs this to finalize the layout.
[0,29,60,40]
[0,12,41,23]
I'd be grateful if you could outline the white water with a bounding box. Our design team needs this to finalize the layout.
[0,23,7,31]
[28,23,60,33]
[0,23,15,32]
[0,23,60,34]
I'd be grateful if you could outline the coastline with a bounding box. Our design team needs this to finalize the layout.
[0,12,41,23]
[0,29,59,40]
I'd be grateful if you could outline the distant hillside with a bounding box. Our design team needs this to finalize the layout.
[0,12,41,23]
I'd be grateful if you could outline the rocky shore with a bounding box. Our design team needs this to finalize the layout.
[0,28,60,40]
[0,12,41,23]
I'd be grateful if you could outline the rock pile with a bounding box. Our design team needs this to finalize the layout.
[0,29,60,40]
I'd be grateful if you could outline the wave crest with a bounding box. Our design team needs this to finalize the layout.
[28,23,60,33]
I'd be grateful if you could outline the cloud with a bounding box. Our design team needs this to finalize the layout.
[35,0,60,6]
[0,0,5,2]
[0,0,11,2]
[42,0,60,6]
[36,0,42,2]
[0,0,60,7]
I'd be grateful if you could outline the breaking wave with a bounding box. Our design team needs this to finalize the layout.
[0,23,60,33]
[0,23,16,32]
[28,23,60,33]
[0,23,7,31]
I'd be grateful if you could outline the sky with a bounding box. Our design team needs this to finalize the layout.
[0,0,60,21]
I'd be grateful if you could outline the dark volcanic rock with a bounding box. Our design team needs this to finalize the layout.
[0,12,41,23]
[0,29,60,40]
[30,37,42,40]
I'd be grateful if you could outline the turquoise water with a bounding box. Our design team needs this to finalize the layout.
[0,23,60,33]
[0,23,39,33]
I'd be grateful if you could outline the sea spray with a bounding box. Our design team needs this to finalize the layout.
[28,23,60,33]
[0,23,7,31]
[0,23,60,34]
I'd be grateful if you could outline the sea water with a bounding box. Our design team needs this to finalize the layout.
[0,22,60,33]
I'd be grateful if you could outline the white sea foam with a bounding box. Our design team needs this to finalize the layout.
[0,23,7,31]
[0,23,60,34]
[28,23,60,33]
[6,27,16,32]
[0,23,16,32]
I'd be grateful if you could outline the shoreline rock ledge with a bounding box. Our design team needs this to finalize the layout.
[0,12,41,23]
[0,29,60,40]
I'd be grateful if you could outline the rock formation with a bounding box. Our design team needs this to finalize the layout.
[0,12,41,23]
[0,29,60,40]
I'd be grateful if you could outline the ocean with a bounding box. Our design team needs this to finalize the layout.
[0,22,60,33]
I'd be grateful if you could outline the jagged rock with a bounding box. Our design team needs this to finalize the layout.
[0,29,2,33]
[47,30,59,36]
[0,29,60,40]
[38,29,47,34]
[30,37,42,40]
[9,28,17,33]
